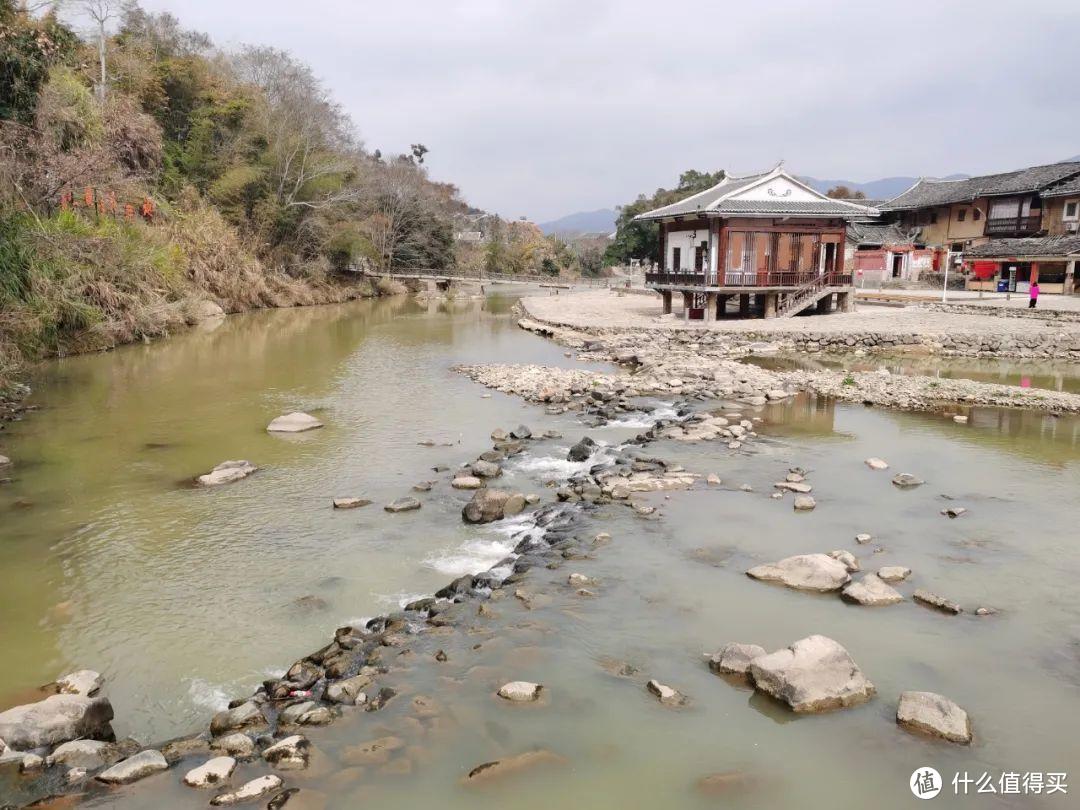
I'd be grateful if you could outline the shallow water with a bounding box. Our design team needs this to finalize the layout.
[743,351,1080,395]
[2,291,1080,809]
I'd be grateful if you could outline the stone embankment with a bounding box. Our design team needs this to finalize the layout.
[457,316,1080,415]
[481,306,1080,419]
[521,290,1080,361]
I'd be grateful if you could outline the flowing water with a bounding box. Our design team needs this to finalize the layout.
[2,290,1080,809]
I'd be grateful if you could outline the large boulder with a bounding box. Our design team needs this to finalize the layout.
[267,412,323,433]
[0,694,114,750]
[462,488,521,524]
[746,554,851,592]
[896,691,972,744]
[749,635,875,713]
[197,460,257,487]
[95,749,168,785]
[567,437,597,463]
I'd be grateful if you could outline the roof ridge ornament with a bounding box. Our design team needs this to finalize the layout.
[767,187,792,198]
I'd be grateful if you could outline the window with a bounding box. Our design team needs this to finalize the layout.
[930,211,938,224]
[973,207,982,221]
[671,247,681,270]
[1065,200,1080,221]
[957,208,967,222]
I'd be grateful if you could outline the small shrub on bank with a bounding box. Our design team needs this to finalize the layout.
[375,275,408,296]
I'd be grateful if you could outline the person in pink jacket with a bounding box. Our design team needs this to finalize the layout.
[1029,281,1040,309]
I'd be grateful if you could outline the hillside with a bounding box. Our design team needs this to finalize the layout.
[0,2,466,391]
[539,208,616,236]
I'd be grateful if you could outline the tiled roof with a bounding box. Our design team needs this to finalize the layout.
[846,222,922,247]
[964,235,1080,258]
[1042,175,1080,198]
[712,199,876,216]
[881,162,1080,210]
[634,167,879,221]
[634,173,767,219]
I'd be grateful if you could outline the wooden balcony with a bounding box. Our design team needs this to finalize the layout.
[645,270,852,289]
[984,215,1042,237]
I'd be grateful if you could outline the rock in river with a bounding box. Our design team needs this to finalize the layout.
[567,436,597,462]
[877,566,911,583]
[95,749,168,785]
[913,589,962,614]
[0,693,114,750]
[267,412,323,433]
[46,739,121,771]
[470,460,502,478]
[55,669,104,697]
[828,550,859,573]
[841,575,904,606]
[197,460,257,486]
[210,774,283,806]
[864,457,889,471]
[384,496,421,513]
[452,475,484,490]
[210,733,255,759]
[183,756,237,787]
[749,635,875,713]
[462,488,525,523]
[463,750,566,785]
[747,554,851,592]
[263,734,310,770]
[891,473,924,489]
[896,691,972,744]
[210,701,266,736]
[646,679,688,707]
[497,682,543,702]
[793,494,816,511]
[708,643,767,677]
[332,497,371,509]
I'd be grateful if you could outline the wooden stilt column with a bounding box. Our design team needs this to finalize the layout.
[682,291,692,321]
[661,290,673,314]
[763,293,778,318]
[704,292,717,322]
[739,294,750,316]
[1066,260,1076,296]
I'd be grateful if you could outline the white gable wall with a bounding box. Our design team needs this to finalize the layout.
[728,174,823,203]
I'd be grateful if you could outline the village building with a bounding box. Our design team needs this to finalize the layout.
[639,166,878,319]
[877,161,1080,294]
[845,222,933,286]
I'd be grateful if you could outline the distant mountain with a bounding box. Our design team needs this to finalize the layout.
[800,174,970,201]
[539,208,617,236]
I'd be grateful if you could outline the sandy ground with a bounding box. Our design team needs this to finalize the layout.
[855,288,1080,312]
[523,290,1080,338]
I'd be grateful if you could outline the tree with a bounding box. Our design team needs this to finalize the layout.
[409,143,427,165]
[605,169,725,265]
[78,0,132,103]
[826,185,865,199]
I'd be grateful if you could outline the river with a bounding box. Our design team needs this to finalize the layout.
[2,289,1079,808]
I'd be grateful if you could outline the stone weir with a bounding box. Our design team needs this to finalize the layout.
[0,399,723,808]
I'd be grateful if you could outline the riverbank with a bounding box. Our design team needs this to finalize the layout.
[522,289,1080,360]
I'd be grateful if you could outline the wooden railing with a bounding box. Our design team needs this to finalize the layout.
[646,271,852,288]
[984,215,1042,237]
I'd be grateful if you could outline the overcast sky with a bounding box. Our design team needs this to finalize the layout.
[135,0,1080,221]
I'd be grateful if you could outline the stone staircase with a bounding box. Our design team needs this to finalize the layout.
[777,274,834,318]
